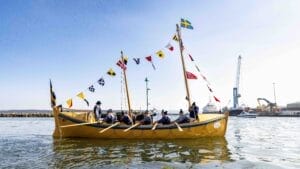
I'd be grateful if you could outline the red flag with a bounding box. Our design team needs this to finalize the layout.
[189,54,194,61]
[186,71,197,79]
[116,60,126,70]
[145,56,152,62]
[165,43,174,51]
[214,96,221,102]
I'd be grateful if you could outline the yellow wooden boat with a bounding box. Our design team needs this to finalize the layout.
[51,23,229,139]
[52,106,228,139]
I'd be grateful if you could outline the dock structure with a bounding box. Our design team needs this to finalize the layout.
[0,111,53,117]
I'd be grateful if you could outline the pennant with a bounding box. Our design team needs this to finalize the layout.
[77,92,89,106]
[156,50,165,58]
[189,54,194,61]
[214,96,221,103]
[97,78,105,86]
[145,56,152,62]
[107,68,116,76]
[133,58,140,65]
[195,65,200,72]
[180,18,193,29]
[77,92,86,100]
[66,99,73,108]
[50,80,56,108]
[122,56,128,65]
[207,85,213,92]
[186,71,197,79]
[116,60,127,70]
[165,43,174,51]
[173,34,179,41]
[88,85,95,92]
[145,56,156,70]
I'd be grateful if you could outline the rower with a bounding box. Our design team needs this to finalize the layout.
[140,111,152,125]
[174,109,190,124]
[156,110,171,125]
[104,109,117,124]
[120,111,133,125]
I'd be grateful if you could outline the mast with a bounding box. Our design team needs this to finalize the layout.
[121,51,132,117]
[176,24,191,109]
[273,82,277,105]
[145,77,150,111]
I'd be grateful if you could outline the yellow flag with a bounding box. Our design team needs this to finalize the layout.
[173,34,179,41]
[123,56,128,65]
[66,99,73,108]
[156,50,165,58]
[107,68,116,76]
[77,92,85,100]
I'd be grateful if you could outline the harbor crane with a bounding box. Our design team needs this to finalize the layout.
[233,55,242,109]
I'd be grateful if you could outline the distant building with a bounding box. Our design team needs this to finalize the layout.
[286,102,300,110]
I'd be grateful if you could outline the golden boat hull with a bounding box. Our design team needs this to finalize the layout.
[52,107,229,139]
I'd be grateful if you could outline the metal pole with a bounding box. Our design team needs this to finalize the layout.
[273,82,277,104]
[145,78,149,111]
[176,24,191,109]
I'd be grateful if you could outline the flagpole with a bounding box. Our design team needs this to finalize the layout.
[176,24,191,109]
[121,51,132,117]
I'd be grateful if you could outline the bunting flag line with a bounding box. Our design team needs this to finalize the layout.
[122,56,128,65]
[88,85,95,92]
[107,68,116,76]
[207,85,213,92]
[98,78,105,86]
[214,96,221,103]
[186,71,197,79]
[50,80,56,108]
[173,34,179,41]
[165,43,174,51]
[84,99,89,106]
[145,56,156,70]
[77,92,89,106]
[188,54,194,61]
[156,50,165,58]
[180,18,193,30]
[66,99,73,108]
[133,58,140,65]
[195,65,200,72]
[116,60,127,70]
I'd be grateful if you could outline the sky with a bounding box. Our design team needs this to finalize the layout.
[1,0,300,110]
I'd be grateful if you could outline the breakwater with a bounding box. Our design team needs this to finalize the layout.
[0,112,53,117]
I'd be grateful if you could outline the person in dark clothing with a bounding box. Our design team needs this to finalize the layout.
[175,109,190,124]
[140,111,152,125]
[157,110,171,125]
[104,109,116,124]
[93,101,102,121]
[120,111,132,125]
[189,102,199,121]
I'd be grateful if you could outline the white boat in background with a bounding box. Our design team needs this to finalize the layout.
[237,107,257,118]
[202,101,221,114]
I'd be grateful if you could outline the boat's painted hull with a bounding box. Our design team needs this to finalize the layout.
[52,107,229,139]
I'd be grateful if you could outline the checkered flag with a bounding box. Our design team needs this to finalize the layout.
[98,78,105,86]
[88,85,95,92]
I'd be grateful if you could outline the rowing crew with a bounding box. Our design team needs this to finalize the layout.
[93,100,199,125]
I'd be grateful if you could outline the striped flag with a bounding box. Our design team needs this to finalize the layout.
[50,80,56,108]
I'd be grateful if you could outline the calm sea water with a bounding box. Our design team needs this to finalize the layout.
[0,117,299,169]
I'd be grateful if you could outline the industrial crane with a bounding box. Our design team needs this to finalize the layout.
[233,55,242,109]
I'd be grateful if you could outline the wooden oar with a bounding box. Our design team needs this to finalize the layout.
[151,123,158,130]
[99,122,120,133]
[174,122,183,132]
[123,122,140,132]
[60,121,102,128]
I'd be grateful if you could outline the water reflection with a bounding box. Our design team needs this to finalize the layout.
[51,137,232,168]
